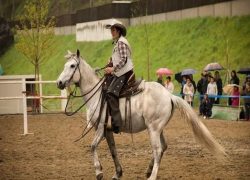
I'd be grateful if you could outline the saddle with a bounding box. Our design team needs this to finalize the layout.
[102,72,143,98]
[120,73,143,98]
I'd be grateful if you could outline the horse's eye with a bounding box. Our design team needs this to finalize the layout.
[70,64,75,68]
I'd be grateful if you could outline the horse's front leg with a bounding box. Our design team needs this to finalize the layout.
[91,126,105,180]
[106,129,123,179]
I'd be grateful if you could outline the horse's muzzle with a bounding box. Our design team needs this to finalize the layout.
[57,80,65,90]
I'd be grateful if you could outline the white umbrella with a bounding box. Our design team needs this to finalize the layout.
[181,68,196,76]
[204,62,224,71]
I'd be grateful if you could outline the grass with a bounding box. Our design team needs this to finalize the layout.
[0,16,250,108]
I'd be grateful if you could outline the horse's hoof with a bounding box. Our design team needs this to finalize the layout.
[96,173,103,180]
[146,172,151,178]
[112,170,123,180]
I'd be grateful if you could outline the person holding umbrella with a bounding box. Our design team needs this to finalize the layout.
[214,71,223,104]
[164,76,174,93]
[156,74,163,86]
[183,77,194,106]
[206,76,218,104]
[156,68,173,86]
[180,68,196,100]
[180,76,187,99]
[228,70,240,105]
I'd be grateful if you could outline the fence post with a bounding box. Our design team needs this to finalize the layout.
[22,78,28,135]
[61,89,67,111]
[39,75,43,113]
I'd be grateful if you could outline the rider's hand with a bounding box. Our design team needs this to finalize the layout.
[104,67,114,74]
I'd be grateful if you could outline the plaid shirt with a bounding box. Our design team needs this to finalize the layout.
[113,41,128,72]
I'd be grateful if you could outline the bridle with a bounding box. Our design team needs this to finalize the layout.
[64,55,105,116]
[66,56,81,87]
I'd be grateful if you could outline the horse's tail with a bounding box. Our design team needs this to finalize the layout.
[171,95,227,160]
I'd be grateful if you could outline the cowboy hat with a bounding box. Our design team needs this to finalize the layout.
[105,19,126,37]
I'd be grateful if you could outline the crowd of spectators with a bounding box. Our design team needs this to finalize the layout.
[157,70,250,121]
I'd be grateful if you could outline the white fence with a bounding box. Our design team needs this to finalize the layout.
[0,80,67,135]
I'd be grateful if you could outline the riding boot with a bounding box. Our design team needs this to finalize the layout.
[106,93,122,133]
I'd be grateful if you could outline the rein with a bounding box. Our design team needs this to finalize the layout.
[63,56,109,141]
[74,90,104,142]
[65,76,105,116]
[64,63,107,141]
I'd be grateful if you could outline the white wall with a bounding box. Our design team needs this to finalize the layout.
[0,75,36,114]
[55,25,76,35]
[76,18,129,42]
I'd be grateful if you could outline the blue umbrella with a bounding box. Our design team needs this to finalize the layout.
[181,68,196,76]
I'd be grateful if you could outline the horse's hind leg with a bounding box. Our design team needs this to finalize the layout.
[106,130,123,180]
[146,132,167,178]
[91,127,105,180]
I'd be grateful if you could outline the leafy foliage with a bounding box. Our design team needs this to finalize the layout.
[15,0,55,81]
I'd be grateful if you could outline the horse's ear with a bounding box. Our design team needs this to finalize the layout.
[67,50,72,55]
[65,50,72,59]
[77,49,80,58]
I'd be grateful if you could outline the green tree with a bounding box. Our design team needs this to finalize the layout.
[15,0,55,83]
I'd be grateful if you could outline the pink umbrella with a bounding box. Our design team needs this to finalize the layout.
[156,68,173,75]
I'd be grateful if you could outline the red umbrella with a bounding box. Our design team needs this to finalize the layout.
[156,68,173,75]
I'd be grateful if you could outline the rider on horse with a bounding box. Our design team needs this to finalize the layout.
[104,20,134,133]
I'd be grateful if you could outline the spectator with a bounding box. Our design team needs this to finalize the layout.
[242,75,250,91]
[214,71,223,104]
[230,70,240,85]
[197,72,207,102]
[199,94,213,119]
[157,74,164,86]
[189,75,196,106]
[231,86,240,107]
[229,70,240,105]
[206,76,217,104]
[203,72,209,94]
[239,107,245,120]
[183,77,194,106]
[180,76,187,99]
[242,82,250,121]
[189,75,197,93]
[164,76,174,93]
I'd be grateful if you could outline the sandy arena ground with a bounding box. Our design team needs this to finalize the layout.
[0,111,249,180]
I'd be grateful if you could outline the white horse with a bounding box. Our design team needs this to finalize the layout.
[57,50,226,180]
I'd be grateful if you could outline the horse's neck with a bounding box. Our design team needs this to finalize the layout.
[79,60,101,108]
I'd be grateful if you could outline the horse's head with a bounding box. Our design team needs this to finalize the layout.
[57,50,81,90]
